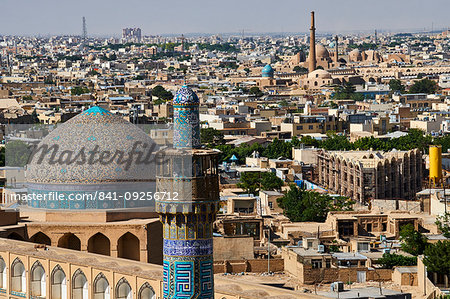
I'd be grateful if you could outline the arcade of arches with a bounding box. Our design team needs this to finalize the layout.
[0,214,163,265]
[0,238,307,299]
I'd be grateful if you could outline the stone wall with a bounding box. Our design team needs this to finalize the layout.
[372,199,421,213]
[213,236,254,261]
[300,267,392,285]
[213,259,284,274]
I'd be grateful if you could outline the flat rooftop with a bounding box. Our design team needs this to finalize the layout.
[318,287,408,298]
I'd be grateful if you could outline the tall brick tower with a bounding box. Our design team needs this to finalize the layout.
[309,11,317,72]
[155,85,220,298]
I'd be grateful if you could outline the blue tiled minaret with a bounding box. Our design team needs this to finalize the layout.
[173,85,201,148]
[156,85,219,298]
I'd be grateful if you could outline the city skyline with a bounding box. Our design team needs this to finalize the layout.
[0,0,449,36]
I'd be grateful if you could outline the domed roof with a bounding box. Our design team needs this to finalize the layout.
[328,41,336,48]
[349,49,363,61]
[316,44,329,58]
[26,106,157,185]
[173,85,199,105]
[308,69,332,79]
[261,64,274,77]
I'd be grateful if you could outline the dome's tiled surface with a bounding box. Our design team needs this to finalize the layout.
[173,86,201,148]
[26,106,157,184]
[262,64,274,77]
[173,85,199,106]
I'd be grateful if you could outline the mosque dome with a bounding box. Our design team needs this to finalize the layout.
[349,49,363,62]
[261,64,274,78]
[328,41,336,48]
[26,106,158,209]
[316,44,329,58]
[173,85,199,105]
[308,69,332,79]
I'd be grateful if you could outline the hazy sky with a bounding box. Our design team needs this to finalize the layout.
[0,0,448,36]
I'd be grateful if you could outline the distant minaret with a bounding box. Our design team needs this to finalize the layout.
[309,11,317,73]
[334,35,339,63]
[82,17,87,41]
[374,29,378,47]
[82,16,87,49]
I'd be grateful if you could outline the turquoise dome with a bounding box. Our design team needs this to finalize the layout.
[26,106,158,210]
[262,64,274,78]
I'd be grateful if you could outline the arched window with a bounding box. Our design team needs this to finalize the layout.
[72,269,88,299]
[51,265,67,299]
[11,258,26,294]
[116,278,132,299]
[31,261,46,298]
[30,232,51,246]
[87,233,110,256]
[58,233,81,251]
[117,233,140,261]
[138,283,155,299]
[0,257,6,290]
[94,273,110,299]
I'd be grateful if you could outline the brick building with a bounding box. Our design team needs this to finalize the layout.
[317,149,423,204]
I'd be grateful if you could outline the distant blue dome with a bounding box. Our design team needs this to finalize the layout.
[329,41,336,48]
[173,85,199,105]
[262,64,274,78]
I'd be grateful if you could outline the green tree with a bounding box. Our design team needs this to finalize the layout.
[153,98,165,106]
[0,147,5,167]
[201,128,224,147]
[152,85,173,101]
[377,253,417,269]
[4,140,32,167]
[332,82,357,100]
[436,213,450,238]
[260,172,284,191]
[342,82,356,95]
[409,78,438,94]
[31,109,40,124]
[215,143,264,164]
[399,223,428,256]
[389,79,405,93]
[71,86,90,96]
[249,86,263,97]
[262,138,293,159]
[277,185,354,222]
[279,100,290,107]
[321,133,353,150]
[87,70,100,76]
[293,66,308,73]
[423,241,450,276]
[237,172,260,195]
[237,172,283,195]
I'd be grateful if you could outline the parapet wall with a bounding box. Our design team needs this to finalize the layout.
[213,259,284,274]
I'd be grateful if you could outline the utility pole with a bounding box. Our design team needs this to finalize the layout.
[267,228,270,273]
